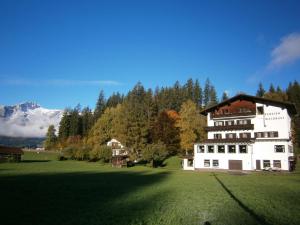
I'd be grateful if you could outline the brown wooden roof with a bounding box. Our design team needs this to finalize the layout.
[0,146,24,154]
[201,94,297,116]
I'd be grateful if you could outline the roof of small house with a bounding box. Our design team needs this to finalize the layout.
[0,146,24,154]
[200,94,297,116]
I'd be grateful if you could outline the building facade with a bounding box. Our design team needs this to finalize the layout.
[107,138,129,167]
[183,94,297,171]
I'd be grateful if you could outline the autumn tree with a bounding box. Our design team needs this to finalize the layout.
[176,100,206,155]
[152,110,180,155]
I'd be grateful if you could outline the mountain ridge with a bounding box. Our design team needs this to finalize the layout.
[0,102,63,138]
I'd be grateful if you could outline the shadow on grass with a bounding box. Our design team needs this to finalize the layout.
[213,173,271,225]
[21,160,51,163]
[0,170,170,225]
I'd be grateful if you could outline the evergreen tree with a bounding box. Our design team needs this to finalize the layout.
[81,107,93,137]
[58,109,71,141]
[208,85,218,106]
[94,90,106,121]
[203,78,211,106]
[269,84,276,93]
[193,79,203,108]
[221,91,229,101]
[106,92,123,108]
[44,125,57,150]
[256,82,265,97]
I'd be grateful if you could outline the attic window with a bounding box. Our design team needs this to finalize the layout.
[257,106,264,115]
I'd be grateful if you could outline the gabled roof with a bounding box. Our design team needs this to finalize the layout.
[201,94,297,115]
[0,146,24,154]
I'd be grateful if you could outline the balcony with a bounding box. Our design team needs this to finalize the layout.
[211,111,256,119]
[203,138,255,144]
[205,124,254,131]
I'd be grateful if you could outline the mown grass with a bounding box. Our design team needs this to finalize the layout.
[0,151,299,225]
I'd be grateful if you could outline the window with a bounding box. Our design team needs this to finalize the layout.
[273,160,281,168]
[214,121,224,126]
[257,106,264,115]
[263,160,271,168]
[237,119,250,125]
[240,133,251,138]
[222,109,229,114]
[218,145,225,153]
[288,145,293,153]
[188,159,193,167]
[225,120,234,126]
[197,145,205,153]
[226,133,236,139]
[239,145,247,153]
[275,145,285,153]
[214,133,222,139]
[204,159,210,167]
[213,160,219,167]
[207,145,214,153]
[255,131,278,138]
[228,145,236,153]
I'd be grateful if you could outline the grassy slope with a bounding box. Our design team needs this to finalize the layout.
[0,152,299,225]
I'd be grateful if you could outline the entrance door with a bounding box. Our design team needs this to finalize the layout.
[228,160,243,170]
[256,160,261,170]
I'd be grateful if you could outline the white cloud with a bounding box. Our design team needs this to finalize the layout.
[267,32,300,70]
[248,32,300,83]
[0,78,122,86]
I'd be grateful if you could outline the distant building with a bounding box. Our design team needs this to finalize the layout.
[183,94,297,171]
[107,139,129,167]
[0,146,24,162]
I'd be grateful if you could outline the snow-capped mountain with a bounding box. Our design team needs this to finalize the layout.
[0,102,63,138]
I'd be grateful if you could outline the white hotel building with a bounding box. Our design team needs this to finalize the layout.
[183,94,297,171]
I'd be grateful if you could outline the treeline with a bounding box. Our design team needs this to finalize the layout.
[44,79,300,165]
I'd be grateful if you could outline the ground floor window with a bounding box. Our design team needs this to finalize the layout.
[228,145,236,153]
[187,159,193,167]
[218,145,225,153]
[204,159,210,167]
[275,145,285,153]
[207,145,214,153]
[239,145,247,153]
[213,160,219,167]
[197,145,205,153]
[263,160,271,168]
[273,160,281,168]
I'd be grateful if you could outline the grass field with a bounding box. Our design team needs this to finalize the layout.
[0,151,300,225]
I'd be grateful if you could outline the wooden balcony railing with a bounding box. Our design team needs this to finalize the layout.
[211,111,256,118]
[205,124,254,131]
[203,138,255,143]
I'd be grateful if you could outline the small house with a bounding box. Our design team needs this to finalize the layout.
[0,146,24,162]
[107,139,129,167]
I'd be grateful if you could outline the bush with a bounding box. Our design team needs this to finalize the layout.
[89,145,112,162]
[62,145,91,161]
[142,142,168,167]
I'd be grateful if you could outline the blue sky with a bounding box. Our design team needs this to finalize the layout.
[0,0,300,109]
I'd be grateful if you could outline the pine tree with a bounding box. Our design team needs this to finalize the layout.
[209,85,218,106]
[269,84,276,93]
[81,107,93,137]
[193,79,203,108]
[221,91,229,101]
[204,78,211,106]
[94,90,106,121]
[58,109,71,141]
[44,125,57,150]
[256,82,265,97]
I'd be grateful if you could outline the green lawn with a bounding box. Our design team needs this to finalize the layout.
[0,152,299,225]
